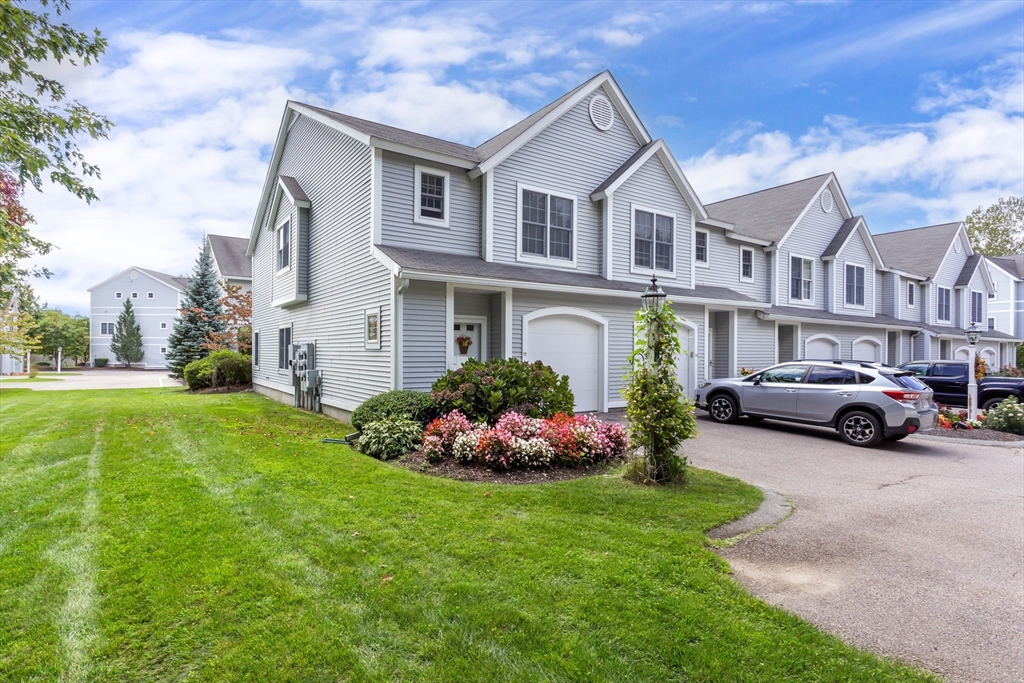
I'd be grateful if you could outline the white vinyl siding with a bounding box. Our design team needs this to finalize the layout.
[776,185,845,308]
[89,269,181,369]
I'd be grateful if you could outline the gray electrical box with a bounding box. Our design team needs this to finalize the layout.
[290,341,322,412]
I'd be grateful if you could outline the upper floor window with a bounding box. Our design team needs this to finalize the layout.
[907,281,916,307]
[790,256,813,301]
[971,291,984,324]
[518,186,575,265]
[937,286,951,322]
[160,322,167,330]
[988,317,996,331]
[131,292,138,299]
[632,208,674,274]
[990,281,997,299]
[101,322,114,335]
[414,165,449,228]
[276,221,290,271]
[845,264,865,306]
[115,292,122,299]
[147,292,154,299]
[695,229,709,266]
[740,248,754,281]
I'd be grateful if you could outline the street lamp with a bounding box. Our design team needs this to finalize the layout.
[966,323,980,416]
[640,275,666,311]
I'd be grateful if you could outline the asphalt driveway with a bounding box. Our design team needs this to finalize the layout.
[686,415,1023,683]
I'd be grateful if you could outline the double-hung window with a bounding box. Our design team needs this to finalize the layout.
[740,248,753,281]
[907,281,916,307]
[790,256,813,301]
[937,287,951,322]
[695,229,708,266]
[632,208,674,273]
[845,264,865,306]
[971,291,984,324]
[988,317,996,331]
[276,221,290,271]
[414,166,449,227]
[520,187,574,263]
[278,327,291,369]
[101,322,114,335]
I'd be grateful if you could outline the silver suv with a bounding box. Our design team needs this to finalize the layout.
[693,361,938,447]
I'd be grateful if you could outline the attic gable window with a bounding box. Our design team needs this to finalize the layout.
[414,165,450,228]
[517,184,576,266]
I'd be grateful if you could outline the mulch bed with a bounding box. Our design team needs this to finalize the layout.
[189,384,253,395]
[925,427,1024,442]
[391,449,624,484]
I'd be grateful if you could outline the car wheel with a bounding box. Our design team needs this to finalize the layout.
[884,434,908,442]
[708,393,739,424]
[838,410,883,447]
[982,397,1004,411]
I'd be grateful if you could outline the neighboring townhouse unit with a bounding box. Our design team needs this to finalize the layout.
[985,254,1024,341]
[209,234,253,293]
[874,224,1018,369]
[88,267,188,368]
[246,70,1019,420]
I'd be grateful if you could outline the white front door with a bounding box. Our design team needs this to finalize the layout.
[677,323,696,395]
[527,314,600,412]
[453,320,483,364]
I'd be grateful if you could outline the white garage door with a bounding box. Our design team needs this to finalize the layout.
[954,347,970,361]
[852,340,881,362]
[806,338,838,360]
[527,315,600,412]
[982,347,997,368]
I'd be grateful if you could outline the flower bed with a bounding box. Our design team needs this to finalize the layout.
[421,410,629,471]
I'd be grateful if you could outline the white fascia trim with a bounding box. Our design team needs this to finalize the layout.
[629,203,678,279]
[271,294,308,308]
[369,245,401,277]
[289,102,372,146]
[470,72,652,178]
[395,268,768,309]
[87,267,183,293]
[984,257,1020,282]
[515,182,579,270]
[371,138,476,170]
[483,170,494,262]
[590,142,709,221]
[886,266,928,281]
[697,217,734,231]
[371,148,383,244]
[602,194,613,280]
[724,233,772,247]
[776,174,849,251]
[276,177,310,209]
[977,258,995,293]
[412,164,450,229]
[957,223,975,257]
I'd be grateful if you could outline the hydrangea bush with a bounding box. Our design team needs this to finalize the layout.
[984,396,1024,435]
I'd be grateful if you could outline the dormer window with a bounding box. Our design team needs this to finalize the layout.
[517,184,576,266]
[414,165,449,228]
[276,221,290,271]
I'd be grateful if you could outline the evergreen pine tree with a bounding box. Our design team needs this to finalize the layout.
[166,239,226,377]
[110,299,144,368]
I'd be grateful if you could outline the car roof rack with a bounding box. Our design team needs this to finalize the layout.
[795,359,885,370]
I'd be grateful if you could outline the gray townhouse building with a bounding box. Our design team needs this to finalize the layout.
[245,71,1020,420]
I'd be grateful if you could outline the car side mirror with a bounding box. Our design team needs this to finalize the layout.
[752,379,761,386]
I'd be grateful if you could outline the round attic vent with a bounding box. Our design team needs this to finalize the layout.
[954,238,962,253]
[589,94,614,131]
[821,189,834,214]
[130,270,139,280]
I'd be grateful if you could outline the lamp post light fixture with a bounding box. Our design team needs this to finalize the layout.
[639,275,667,366]
[640,275,666,312]
[966,323,980,417]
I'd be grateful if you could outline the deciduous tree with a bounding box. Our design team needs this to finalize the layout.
[204,282,252,354]
[965,197,1024,257]
[34,307,88,366]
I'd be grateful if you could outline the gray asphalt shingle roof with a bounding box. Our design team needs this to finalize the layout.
[208,235,252,280]
[278,176,309,204]
[591,140,658,196]
[990,255,1024,279]
[821,217,862,258]
[377,245,758,304]
[954,254,983,288]
[704,174,831,243]
[872,222,961,279]
[137,267,189,291]
[764,305,917,329]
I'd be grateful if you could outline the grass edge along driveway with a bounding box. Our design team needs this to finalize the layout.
[0,388,937,682]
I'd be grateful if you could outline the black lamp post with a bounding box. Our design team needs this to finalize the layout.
[640,275,666,312]
[965,323,981,347]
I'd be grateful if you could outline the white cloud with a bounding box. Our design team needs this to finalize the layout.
[594,28,645,48]
[358,21,490,70]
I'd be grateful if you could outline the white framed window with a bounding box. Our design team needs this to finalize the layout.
[907,281,916,308]
[630,206,675,276]
[277,326,292,369]
[100,322,114,335]
[990,281,997,299]
[937,286,951,322]
[516,183,577,267]
[414,165,450,228]
[971,290,984,324]
[988,317,996,331]
[364,307,382,350]
[253,331,260,368]
[844,263,865,307]
[115,292,122,299]
[790,255,813,302]
[160,322,167,330]
[131,292,138,299]
[276,220,290,271]
[739,247,754,282]
[695,228,709,267]
[147,292,155,299]
[160,347,167,354]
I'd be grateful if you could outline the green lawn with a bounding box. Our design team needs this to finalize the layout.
[0,389,935,682]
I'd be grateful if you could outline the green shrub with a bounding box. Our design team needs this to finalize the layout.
[351,390,437,431]
[430,357,574,424]
[93,358,108,367]
[358,416,422,461]
[183,350,252,390]
[984,396,1024,435]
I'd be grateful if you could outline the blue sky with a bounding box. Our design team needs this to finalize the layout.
[23,0,1024,313]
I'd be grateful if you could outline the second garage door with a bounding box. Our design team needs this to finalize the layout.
[526,314,600,412]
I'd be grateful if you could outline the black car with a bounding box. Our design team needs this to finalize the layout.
[898,361,1024,410]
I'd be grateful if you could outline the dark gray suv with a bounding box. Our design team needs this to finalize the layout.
[693,361,938,447]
